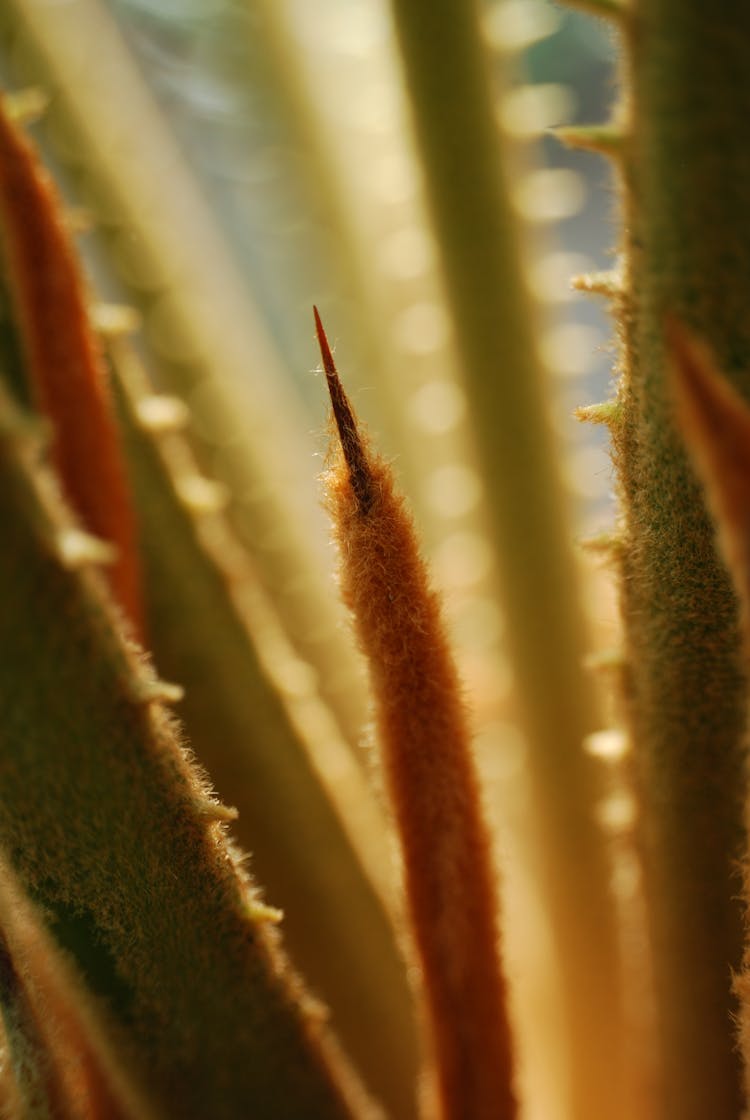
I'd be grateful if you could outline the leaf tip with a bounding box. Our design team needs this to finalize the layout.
[313,307,374,514]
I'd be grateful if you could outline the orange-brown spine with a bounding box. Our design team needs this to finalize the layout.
[317,308,516,1120]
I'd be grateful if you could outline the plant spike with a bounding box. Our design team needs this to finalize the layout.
[0,92,143,639]
[577,3,750,1114]
[314,309,374,516]
[317,310,517,1120]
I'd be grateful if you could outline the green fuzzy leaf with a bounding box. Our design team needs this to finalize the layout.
[0,388,376,1120]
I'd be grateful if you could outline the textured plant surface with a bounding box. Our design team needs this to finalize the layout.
[1,1,750,1119]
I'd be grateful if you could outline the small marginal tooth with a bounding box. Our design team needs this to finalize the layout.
[127,675,185,706]
[135,394,189,434]
[89,302,141,338]
[572,270,623,298]
[554,123,626,157]
[245,897,284,925]
[56,528,117,569]
[175,475,229,515]
[2,87,50,126]
[194,798,239,823]
[574,400,622,426]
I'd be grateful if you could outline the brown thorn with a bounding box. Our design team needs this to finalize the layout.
[313,306,374,514]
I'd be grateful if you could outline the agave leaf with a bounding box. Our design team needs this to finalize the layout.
[319,312,517,1120]
[0,386,377,1120]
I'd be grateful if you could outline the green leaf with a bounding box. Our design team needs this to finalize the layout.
[0,388,376,1120]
